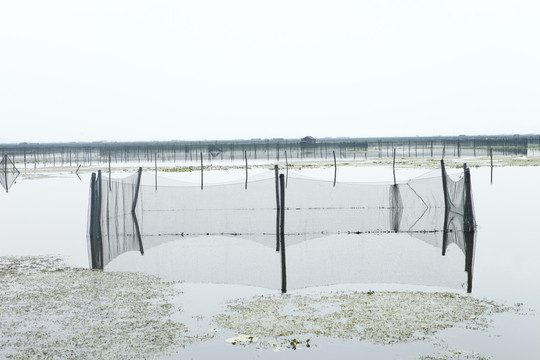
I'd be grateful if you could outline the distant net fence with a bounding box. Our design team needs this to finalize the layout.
[88,160,476,293]
[2,135,537,168]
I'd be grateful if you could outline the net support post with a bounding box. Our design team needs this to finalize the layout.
[108,152,111,190]
[245,150,248,190]
[89,172,97,268]
[440,160,450,210]
[440,159,450,256]
[392,148,397,186]
[200,152,204,190]
[279,174,287,293]
[132,167,143,213]
[274,165,280,252]
[132,167,144,255]
[89,171,104,270]
[389,184,402,233]
[285,150,289,188]
[490,147,493,184]
[333,150,337,187]
[463,164,475,232]
[463,163,476,293]
[96,170,103,270]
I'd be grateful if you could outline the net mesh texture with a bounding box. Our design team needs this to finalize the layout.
[1,155,20,193]
[88,162,476,292]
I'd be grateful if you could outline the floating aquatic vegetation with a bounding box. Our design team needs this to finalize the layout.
[0,256,205,360]
[420,349,491,360]
[213,290,515,350]
[0,255,66,273]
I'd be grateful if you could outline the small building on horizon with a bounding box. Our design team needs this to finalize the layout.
[300,136,317,144]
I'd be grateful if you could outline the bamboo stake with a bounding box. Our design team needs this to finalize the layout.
[279,174,287,294]
[244,150,248,190]
[490,147,493,184]
[275,165,280,252]
[285,150,289,188]
[333,150,337,187]
[109,152,111,190]
[200,152,204,190]
[392,148,396,186]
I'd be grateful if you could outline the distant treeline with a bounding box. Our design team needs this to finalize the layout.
[1,135,538,168]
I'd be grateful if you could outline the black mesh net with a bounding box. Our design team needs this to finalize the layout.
[88,161,476,292]
[1,155,20,193]
[88,170,143,269]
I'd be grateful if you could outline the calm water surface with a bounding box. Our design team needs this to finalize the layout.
[1,165,539,359]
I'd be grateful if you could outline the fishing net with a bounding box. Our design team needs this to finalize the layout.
[87,170,143,269]
[0,155,20,193]
[88,161,476,292]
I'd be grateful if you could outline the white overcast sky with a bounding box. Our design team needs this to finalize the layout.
[1,1,539,143]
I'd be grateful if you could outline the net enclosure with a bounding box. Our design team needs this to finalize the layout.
[1,155,20,193]
[88,161,476,292]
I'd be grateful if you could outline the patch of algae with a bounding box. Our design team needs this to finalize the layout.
[0,256,207,360]
[214,290,517,352]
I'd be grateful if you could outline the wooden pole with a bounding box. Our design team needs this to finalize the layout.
[132,167,143,213]
[154,152,158,191]
[490,147,493,184]
[200,151,204,190]
[279,174,287,294]
[108,152,111,190]
[440,160,450,210]
[275,165,280,252]
[333,150,337,187]
[440,159,450,255]
[285,150,289,188]
[96,170,103,270]
[464,164,475,232]
[392,148,396,186]
[89,173,97,268]
[132,168,144,255]
[245,150,248,190]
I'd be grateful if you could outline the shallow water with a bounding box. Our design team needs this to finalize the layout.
[1,165,539,359]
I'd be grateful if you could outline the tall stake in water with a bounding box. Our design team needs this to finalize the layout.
[279,174,287,294]
[285,150,289,188]
[200,152,204,190]
[333,150,337,187]
[393,148,397,186]
[274,165,280,252]
[109,152,111,190]
[244,150,248,190]
[490,147,493,184]
[440,159,450,256]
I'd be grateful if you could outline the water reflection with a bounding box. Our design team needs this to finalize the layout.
[100,165,475,292]
[108,211,475,293]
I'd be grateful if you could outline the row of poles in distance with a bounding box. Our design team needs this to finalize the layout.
[151,150,340,191]
[146,145,495,191]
